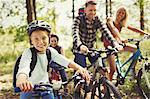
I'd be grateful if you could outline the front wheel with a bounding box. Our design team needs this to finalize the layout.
[92,77,122,99]
[59,89,74,99]
[61,93,73,99]
[136,62,150,98]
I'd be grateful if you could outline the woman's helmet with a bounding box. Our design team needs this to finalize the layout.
[27,20,51,36]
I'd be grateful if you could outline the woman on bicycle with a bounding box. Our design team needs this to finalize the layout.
[102,6,149,81]
[16,20,91,99]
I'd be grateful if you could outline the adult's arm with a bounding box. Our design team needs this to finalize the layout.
[127,25,149,35]
[72,16,82,48]
[97,17,119,47]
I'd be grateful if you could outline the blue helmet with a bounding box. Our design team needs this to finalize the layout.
[27,20,51,35]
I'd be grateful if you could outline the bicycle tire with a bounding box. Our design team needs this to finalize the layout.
[137,63,150,99]
[61,93,73,99]
[93,77,122,99]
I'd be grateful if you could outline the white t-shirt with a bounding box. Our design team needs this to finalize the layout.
[17,47,70,85]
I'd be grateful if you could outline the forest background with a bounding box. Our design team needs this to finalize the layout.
[0,0,150,98]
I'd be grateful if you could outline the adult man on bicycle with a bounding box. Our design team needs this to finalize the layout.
[72,0,123,97]
[72,0,122,68]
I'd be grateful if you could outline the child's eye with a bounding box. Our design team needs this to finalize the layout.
[42,36,48,40]
[35,38,39,41]
[51,40,56,42]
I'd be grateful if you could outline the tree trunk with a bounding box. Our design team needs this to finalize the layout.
[72,0,75,19]
[26,0,36,24]
[139,0,144,30]
[109,0,112,17]
[106,0,112,18]
[106,0,108,18]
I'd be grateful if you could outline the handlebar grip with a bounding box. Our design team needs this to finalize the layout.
[14,87,21,93]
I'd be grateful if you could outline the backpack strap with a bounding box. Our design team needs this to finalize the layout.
[13,47,37,87]
[46,48,51,72]
[29,47,37,77]
[29,48,51,76]
[13,55,22,87]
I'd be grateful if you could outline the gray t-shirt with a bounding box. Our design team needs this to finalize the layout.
[17,47,70,85]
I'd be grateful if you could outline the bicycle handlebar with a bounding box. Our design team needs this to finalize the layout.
[62,71,80,85]
[128,34,150,42]
[14,72,83,93]
[14,83,53,93]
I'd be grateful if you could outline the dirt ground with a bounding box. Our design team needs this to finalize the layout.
[0,91,19,99]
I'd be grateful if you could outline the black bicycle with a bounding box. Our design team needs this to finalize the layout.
[74,48,122,99]
[51,72,80,99]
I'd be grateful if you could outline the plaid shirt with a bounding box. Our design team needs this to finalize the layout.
[72,14,116,53]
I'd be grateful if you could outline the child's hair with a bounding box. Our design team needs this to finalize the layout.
[27,20,51,36]
[50,34,59,41]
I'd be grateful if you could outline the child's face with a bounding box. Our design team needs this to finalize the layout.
[30,30,49,53]
[50,37,58,47]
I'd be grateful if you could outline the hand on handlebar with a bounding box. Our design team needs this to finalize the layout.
[76,66,91,81]
[144,34,150,39]
[16,74,33,92]
[15,82,52,93]
[80,45,89,54]
[121,38,128,43]
[113,42,123,51]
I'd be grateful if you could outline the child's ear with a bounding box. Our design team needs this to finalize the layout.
[30,39,33,45]
[29,37,33,45]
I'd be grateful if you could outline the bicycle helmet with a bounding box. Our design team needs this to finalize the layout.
[27,20,51,36]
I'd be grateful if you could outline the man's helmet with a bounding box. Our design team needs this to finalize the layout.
[27,20,51,35]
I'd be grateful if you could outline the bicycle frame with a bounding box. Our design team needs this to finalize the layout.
[115,38,148,85]
[116,48,141,77]
[76,49,121,99]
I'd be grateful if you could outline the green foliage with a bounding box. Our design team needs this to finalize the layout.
[14,25,28,42]
[0,52,17,64]
[0,62,15,76]
[64,47,74,60]
[0,25,29,76]
[139,71,150,94]
[37,8,58,33]
[118,79,139,97]
[0,28,5,35]
[0,51,19,76]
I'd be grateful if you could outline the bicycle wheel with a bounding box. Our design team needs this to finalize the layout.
[137,62,150,98]
[61,93,73,99]
[74,81,85,99]
[58,88,73,99]
[93,77,122,99]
